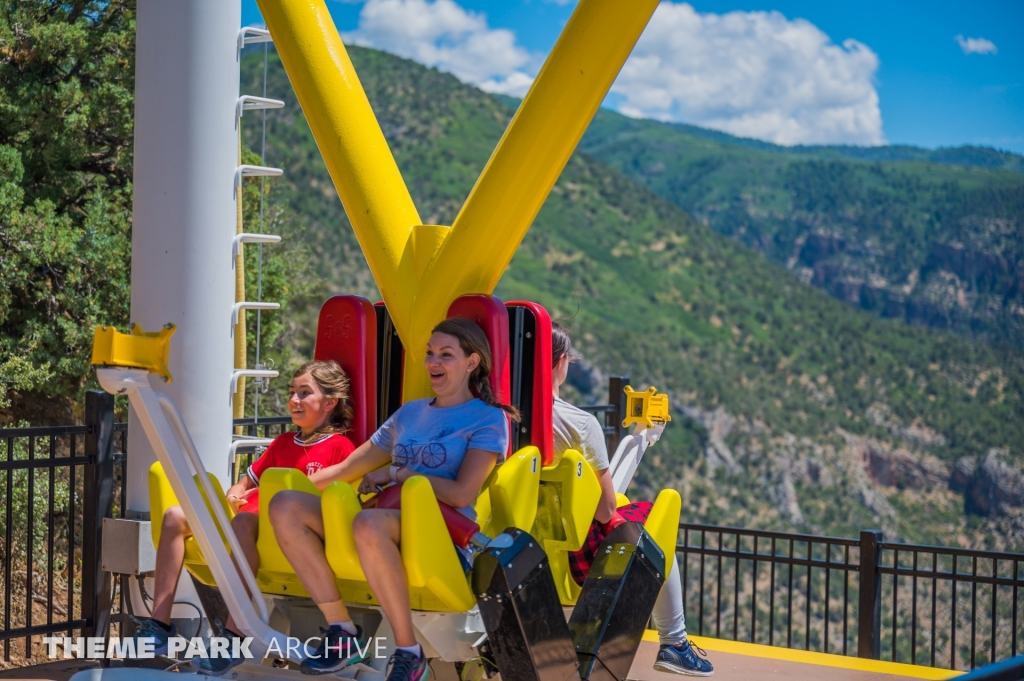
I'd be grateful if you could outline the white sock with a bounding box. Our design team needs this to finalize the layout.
[329,621,358,636]
[397,643,422,658]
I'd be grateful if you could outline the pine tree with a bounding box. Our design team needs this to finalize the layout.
[0,1,135,422]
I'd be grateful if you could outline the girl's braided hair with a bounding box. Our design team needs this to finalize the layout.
[431,317,521,422]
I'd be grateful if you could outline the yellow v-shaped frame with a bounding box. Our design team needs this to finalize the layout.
[256,0,660,399]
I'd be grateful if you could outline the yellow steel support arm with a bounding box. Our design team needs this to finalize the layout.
[258,0,659,400]
[254,0,422,331]
[438,0,661,298]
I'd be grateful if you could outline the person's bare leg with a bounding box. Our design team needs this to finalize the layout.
[223,512,259,634]
[151,505,190,624]
[269,491,351,620]
[189,512,268,674]
[352,509,416,647]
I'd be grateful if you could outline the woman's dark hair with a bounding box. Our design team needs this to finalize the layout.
[551,321,574,368]
[291,360,354,436]
[431,317,521,421]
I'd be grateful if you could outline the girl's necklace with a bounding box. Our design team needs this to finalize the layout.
[294,432,332,448]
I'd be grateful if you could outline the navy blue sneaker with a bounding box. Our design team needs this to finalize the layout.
[190,629,247,677]
[129,617,176,657]
[191,651,246,676]
[300,624,371,675]
[385,648,430,681]
[654,639,714,676]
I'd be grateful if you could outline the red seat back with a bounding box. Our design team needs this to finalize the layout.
[446,295,512,455]
[445,295,511,406]
[314,296,378,446]
[506,301,554,465]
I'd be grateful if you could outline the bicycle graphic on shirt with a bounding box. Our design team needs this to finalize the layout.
[394,441,448,468]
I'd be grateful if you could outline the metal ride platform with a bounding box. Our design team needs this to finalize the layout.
[631,634,960,681]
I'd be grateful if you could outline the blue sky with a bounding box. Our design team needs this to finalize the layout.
[241,1,1023,153]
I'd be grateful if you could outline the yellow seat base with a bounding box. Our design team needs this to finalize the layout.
[529,450,682,605]
[149,447,680,612]
[148,462,235,587]
[148,445,544,612]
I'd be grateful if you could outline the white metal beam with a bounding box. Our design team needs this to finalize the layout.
[129,0,241,509]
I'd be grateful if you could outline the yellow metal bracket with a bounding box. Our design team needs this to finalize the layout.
[91,323,176,383]
[622,386,671,429]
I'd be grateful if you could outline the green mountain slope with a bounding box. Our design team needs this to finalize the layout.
[639,120,1024,173]
[494,95,1024,174]
[579,109,1024,348]
[242,46,1024,549]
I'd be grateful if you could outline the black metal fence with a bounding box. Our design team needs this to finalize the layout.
[0,393,126,663]
[230,416,293,482]
[232,416,294,439]
[677,524,1024,672]
[678,523,860,654]
[875,538,1023,670]
[0,397,292,664]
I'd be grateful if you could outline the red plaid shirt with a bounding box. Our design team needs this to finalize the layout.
[568,501,653,586]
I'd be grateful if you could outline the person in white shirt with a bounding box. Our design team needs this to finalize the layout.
[551,321,713,677]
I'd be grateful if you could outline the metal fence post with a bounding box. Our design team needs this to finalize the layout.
[858,529,883,659]
[81,391,115,642]
[607,376,630,453]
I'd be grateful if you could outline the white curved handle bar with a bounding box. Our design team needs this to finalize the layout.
[228,438,274,478]
[608,422,667,495]
[96,368,297,663]
[157,394,269,624]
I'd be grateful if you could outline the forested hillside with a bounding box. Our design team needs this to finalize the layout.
[242,46,1024,550]
[579,110,1024,348]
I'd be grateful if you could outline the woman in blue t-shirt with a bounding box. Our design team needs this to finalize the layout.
[269,317,518,680]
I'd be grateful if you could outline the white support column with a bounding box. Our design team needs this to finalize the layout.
[128,0,242,513]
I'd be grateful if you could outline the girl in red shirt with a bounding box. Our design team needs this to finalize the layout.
[132,360,356,661]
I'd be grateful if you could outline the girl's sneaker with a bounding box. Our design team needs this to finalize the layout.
[653,639,714,676]
[300,624,371,675]
[385,648,430,681]
[190,630,247,677]
[191,651,247,677]
[129,617,176,657]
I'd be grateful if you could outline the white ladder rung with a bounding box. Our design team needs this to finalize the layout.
[231,370,279,394]
[232,301,280,326]
[232,233,282,260]
[238,27,272,51]
[228,438,275,478]
[235,165,283,186]
[236,95,285,118]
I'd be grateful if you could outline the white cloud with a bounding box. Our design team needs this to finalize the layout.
[344,0,535,95]
[610,2,884,146]
[955,35,997,55]
[345,0,884,146]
